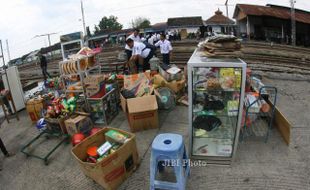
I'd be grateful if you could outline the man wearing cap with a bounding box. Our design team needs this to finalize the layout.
[125,38,154,73]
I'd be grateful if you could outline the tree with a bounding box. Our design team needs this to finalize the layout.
[131,17,151,29]
[94,15,123,34]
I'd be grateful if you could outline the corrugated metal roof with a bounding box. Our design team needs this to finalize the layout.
[205,9,235,25]
[233,4,310,25]
[167,16,203,27]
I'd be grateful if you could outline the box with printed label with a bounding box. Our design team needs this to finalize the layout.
[71,127,139,190]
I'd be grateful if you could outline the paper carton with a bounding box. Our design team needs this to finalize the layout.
[71,127,139,190]
[126,95,159,132]
[65,115,93,136]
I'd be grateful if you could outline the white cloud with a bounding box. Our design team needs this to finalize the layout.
[0,0,309,61]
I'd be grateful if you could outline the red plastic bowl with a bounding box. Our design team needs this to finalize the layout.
[90,127,101,136]
[72,133,86,146]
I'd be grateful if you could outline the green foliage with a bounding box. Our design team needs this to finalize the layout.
[131,17,151,29]
[94,15,123,34]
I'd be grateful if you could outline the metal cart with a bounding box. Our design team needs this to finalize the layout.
[21,119,70,165]
[241,85,277,142]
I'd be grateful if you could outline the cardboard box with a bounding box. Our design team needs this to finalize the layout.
[84,75,105,85]
[127,95,159,132]
[65,115,93,136]
[153,74,185,93]
[71,127,139,190]
[26,98,44,123]
[120,93,128,113]
[158,64,183,82]
[86,81,105,97]
[165,79,186,93]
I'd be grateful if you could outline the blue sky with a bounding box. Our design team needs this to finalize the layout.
[0,0,309,62]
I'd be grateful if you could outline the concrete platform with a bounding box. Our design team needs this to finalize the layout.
[0,76,310,190]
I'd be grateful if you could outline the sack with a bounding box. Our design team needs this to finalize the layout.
[142,41,156,53]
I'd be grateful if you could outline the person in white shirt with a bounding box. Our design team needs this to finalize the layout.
[125,38,155,73]
[155,34,173,65]
[125,28,141,61]
[148,34,156,45]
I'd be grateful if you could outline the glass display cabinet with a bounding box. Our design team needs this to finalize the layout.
[187,50,246,165]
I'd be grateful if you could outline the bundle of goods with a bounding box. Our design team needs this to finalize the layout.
[198,35,242,58]
[44,77,63,90]
[84,130,129,163]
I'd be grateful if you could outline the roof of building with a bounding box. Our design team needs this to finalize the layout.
[167,16,203,27]
[233,4,310,25]
[205,9,235,25]
[152,22,168,29]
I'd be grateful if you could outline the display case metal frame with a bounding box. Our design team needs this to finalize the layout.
[187,49,247,165]
[59,57,101,110]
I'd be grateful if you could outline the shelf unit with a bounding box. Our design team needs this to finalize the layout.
[59,56,101,110]
[187,49,247,165]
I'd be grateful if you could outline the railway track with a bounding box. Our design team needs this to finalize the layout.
[18,40,310,86]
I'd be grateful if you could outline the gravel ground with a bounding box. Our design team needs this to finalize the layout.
[0,74,310,190]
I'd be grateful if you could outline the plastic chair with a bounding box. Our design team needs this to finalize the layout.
[150,133,190,190]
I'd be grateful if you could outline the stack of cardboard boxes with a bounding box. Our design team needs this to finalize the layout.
[120,72,159,132]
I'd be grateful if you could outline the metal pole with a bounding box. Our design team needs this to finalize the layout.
[225,0,229,18]
[81,0,87,46]
[47,34,51,47]
[290,0,296,46]
[0,40,12,95]
[5,39,11,62]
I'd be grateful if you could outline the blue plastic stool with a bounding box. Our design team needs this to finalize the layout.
[150,133,190,190]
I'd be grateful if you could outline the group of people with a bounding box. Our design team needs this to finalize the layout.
[124,28,173,73]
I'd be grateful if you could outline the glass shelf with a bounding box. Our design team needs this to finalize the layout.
[194,88,240,93]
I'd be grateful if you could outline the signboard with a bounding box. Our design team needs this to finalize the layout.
[60,32,83,43]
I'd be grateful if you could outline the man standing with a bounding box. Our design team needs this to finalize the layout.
[39,53,51,80]
[125,38,155,73]
[0,137,14,170]
[0,78,12,115]
[155,34,173,65]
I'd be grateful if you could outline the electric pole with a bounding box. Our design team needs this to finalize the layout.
[5,39,11,62]
[225,0,229,18]
[290,0,296,46]
[81,0,87,46]
[216,0,233,18]
[33,32,58,47]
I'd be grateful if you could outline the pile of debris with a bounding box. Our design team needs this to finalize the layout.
[198,35,242,58]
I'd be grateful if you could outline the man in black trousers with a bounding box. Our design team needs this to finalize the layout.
[0,137,14,171]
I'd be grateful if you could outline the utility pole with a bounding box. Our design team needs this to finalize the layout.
[216,0,233,18]
[81,0,87,46]
[33,32,58,47]
[290,0,296,46]
[0,40,11,93]
[225,0,229,18]
[5,39,11,62]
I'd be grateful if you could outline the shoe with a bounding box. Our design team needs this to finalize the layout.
[5,152,15,158]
